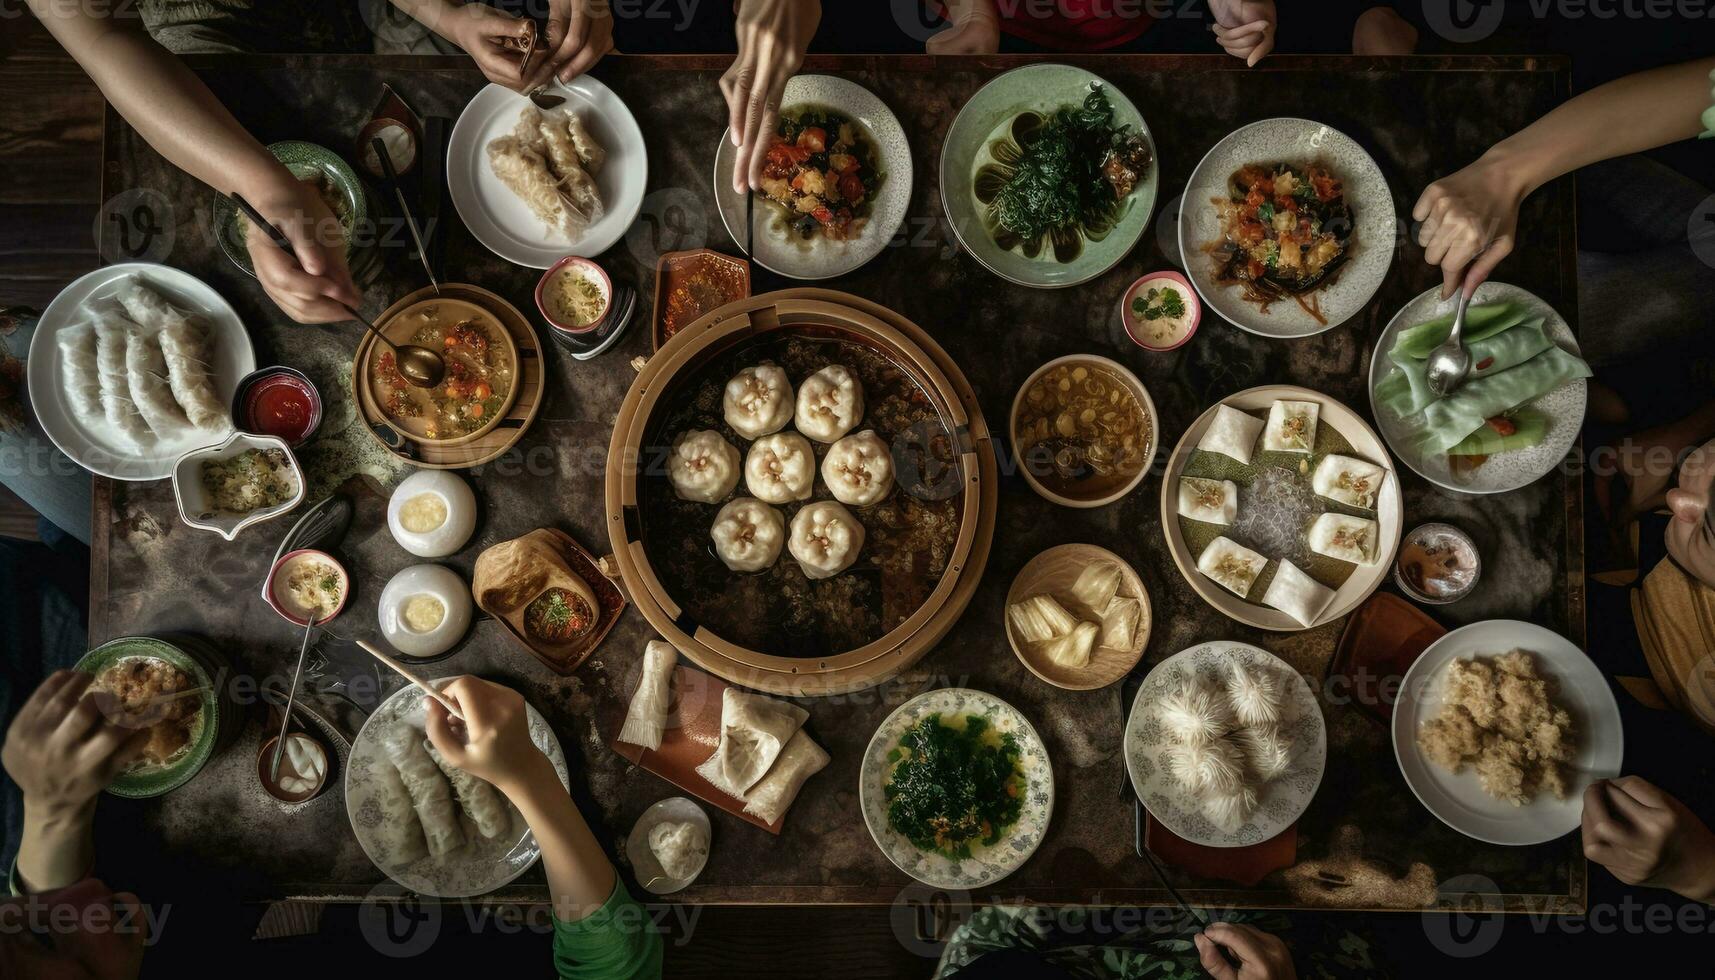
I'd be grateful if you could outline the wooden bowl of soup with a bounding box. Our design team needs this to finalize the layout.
[363,298,520,447]
[1010,355,1157,508]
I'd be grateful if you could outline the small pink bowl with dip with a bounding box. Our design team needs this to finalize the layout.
[1120,270,1201,352]
[536,256,613,336]
[264,548,350,627]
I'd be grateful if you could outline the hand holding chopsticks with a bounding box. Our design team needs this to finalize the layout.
[356,639,466,723]
[228,179,362,323]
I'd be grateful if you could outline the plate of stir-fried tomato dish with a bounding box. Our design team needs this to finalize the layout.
[715,75,911,280]
[1180,118,1395,338]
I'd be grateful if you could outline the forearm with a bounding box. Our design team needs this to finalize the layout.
[16,801,96,894]
[389,0,464,44]
[27,1,286,200]
[1486,56,1715,197]
[500,758,617,923]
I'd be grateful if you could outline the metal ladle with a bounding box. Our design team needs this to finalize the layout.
[228,193,446,388]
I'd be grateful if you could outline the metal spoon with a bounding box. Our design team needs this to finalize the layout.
[1425,282,1475,398]
[528,87,566,110]
[269,609,321,783]
[228,193,445,388]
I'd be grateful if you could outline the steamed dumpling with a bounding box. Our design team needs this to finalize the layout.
[1307,512,1379,566]
[1197,405,1263,465]
[1311,454,1386,510]
[668,429,740,503]
[722,365,794,439]
[744,432,815,504]
[821,430,894,506]
[1262,559,1336,627]
[795,364,864,442]
[788,501,865,580]
[1263,399,1319,453]
[1196,535,1267,598]
[710,498,785,572]
[1177,477,1237,525]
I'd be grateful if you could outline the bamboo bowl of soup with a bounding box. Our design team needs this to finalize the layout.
[1010,355,1158,508]
[362,298,520,447]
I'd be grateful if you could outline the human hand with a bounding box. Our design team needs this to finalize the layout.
[241,169,362,323]
[441,1,543,91]
[1583,776,1715,903]
[926,0,999,54]
[0,879,148,980]
[1209,0,1276,67]
[1194,922,1297,980]
[721,0,821,193]
[542,0,616,85]
[424,676,549,794]
[1411,152,1526,299]
[2,671,147,820]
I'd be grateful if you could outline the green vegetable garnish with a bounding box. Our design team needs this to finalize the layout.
[884,713,1024,860]
[990,88,1130,242]
[1132,286,1186,322]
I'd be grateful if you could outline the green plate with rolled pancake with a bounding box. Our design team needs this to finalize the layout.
[1159,385,1403,632]
[74,636,223,799]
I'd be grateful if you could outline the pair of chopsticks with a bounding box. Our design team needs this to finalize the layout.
[228,193,381,328]
[356,639,465,723]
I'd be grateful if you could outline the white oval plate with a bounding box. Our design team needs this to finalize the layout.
[1392,620,1622,846]
[448,77,647,268]
[1179,118,1395,337]
[1158,384,1403,631]
[714,74,911,281]
[859,688,1053,889]
[1369,281,1586,495]
[25,262,255,482]
[1124,640,1327,847]
[345,681,568,898]
[624,796,712,896]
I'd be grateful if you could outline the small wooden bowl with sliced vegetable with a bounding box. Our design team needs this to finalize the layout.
[1005,543,1151,691]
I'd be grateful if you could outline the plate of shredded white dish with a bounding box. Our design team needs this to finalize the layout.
[26,263,254,482]
[713,74,911,281]
[1125,641,1327,848]
[345,681,568,897]
[1392,619,1621,846]
[449,77,646,268]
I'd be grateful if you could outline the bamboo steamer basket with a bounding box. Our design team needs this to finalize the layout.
[605,288,997,696]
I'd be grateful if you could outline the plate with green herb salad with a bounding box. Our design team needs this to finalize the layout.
[859,688,1054,888]
[940,64,1157,289]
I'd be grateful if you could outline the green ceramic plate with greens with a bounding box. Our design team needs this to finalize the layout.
[74,636,221,799]
[212,140,369,277]
[940,64,1158,289]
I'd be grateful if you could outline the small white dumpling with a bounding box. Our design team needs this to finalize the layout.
[1262,559,1336,627]
[722,365,794,439]
[668,430,740,503]
[1307,512,1379,566]
[1311,454,1386,510]
[1263,399,1320,453]
[745,432,815,504]
[788,501,865,579]
[710,498,785,572]
[1197,405,1264,465]
[795,364,864,443]
[1177,477,1237,525]
[1224,661,1285,727]
[821,430,894,506]
[1196,536,1267,598]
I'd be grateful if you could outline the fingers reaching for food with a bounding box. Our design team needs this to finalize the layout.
[1411,157,1524,298]
[721,0,821,193]
[1581,777,1715,902]
[544,0,616,85]
[425,676,544,793]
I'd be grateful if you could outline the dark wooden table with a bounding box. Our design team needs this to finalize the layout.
[89,53,1585,916]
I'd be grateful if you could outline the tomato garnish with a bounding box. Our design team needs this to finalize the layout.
[1485,416,1517,436]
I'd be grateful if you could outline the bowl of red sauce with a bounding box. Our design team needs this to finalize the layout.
[234,367,322,447]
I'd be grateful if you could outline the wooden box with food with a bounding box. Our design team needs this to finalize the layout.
[471,528,626,674]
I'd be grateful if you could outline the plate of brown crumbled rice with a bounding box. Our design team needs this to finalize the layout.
[1392,619,1622,845]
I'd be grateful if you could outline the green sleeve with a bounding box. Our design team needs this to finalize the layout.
[1703,67,1715,138]
[551,879,663,980]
